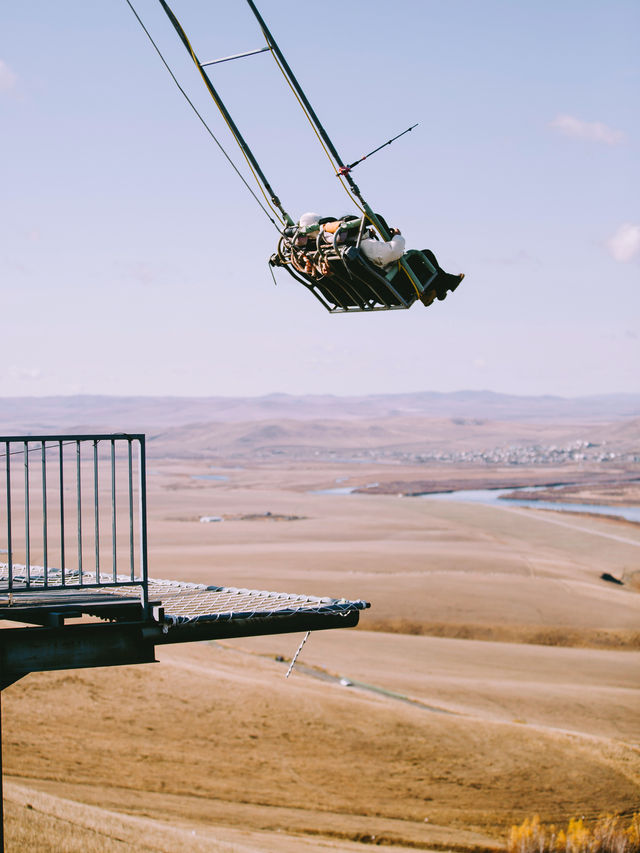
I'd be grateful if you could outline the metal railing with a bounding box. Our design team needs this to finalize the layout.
[0,434,148,610]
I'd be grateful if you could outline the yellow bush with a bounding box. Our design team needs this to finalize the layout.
[627,814,640,847]
[507,813,640,853]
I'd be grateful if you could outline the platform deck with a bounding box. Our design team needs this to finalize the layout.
[0,564,369,629]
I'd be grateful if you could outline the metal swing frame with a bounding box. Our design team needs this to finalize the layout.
[156,0,439,312]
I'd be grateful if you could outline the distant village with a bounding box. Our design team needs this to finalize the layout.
[396,440,640,467]
[254,440,640,466]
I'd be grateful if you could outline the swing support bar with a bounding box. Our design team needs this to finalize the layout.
[201,45,271,67]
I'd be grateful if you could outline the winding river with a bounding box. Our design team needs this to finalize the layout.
[312,483,640,523]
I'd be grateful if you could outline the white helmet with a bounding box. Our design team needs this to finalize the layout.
[298,211,320,229]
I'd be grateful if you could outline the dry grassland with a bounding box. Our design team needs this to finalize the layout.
[4,456,640,851]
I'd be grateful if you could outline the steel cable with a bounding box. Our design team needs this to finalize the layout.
[123,0,281,230]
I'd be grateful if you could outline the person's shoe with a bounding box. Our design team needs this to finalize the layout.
[450,273,465,292]
[420,287,436,307]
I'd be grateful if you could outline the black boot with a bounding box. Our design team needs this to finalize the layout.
[422,250,464,300]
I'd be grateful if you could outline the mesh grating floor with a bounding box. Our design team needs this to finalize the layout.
[0,564,369,625]
[143,578,367,625]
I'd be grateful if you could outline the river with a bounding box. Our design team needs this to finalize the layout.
[312,483,640,523]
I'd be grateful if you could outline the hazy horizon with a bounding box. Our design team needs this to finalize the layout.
[2,388,640,401]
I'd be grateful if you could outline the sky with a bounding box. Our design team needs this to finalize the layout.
[1,0,638,399]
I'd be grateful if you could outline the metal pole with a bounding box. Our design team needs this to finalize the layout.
[200,45,271,67]
[76,441,83,584]
[343,123,419,172]
[243,2,368,201]
[23,443,30,586]
[111,440,117,583]
[41,442,48,586]
[137,438,149,616]
[5,443,12,592]
[59,441,65,585]
[128,440,135,580]
[242,0,406,251]
[93,440,100,583]
[157,0,293,225]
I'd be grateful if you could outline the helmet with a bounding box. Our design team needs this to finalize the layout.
[298,212,320,230]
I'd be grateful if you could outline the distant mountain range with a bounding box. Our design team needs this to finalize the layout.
[1,391,639,434]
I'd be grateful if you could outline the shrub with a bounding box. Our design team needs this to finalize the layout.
[507,813,640,853]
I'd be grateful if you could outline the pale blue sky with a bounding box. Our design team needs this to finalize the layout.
[2,0,638,397]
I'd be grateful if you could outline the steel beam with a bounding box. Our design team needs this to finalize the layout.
[0,609,360,686]
[0,622,157,684]
[150,609,361,645]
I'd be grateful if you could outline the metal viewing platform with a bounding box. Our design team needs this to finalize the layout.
[0,433,369,848]
[0,434,369,687]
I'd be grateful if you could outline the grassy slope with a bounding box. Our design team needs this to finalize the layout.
[4,641,638,849]
[4,459,640,850]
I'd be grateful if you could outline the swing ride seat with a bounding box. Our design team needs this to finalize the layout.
[271,240,440,313]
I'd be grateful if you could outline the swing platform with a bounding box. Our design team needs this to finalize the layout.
[271,222,463,313]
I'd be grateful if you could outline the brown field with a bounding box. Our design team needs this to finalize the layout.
[3,411,640,851]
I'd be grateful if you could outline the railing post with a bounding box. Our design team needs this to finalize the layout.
[128,440,135,580]
[93,439,100,583]
[4,442,11,592]
[111,439,117,583]
[23,442,30,586]
[59,441,65,585]
[76,440,83,583]
[41,441,48,586]
[137,436,150,617]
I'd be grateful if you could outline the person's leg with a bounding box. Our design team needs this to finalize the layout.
[422,249,439,269]
[421,249,464,300]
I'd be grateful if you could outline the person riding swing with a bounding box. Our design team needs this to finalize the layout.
[272,212,464,312]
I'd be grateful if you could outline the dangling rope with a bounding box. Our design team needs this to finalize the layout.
[285,630,310,679]
[123,0,281,231]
